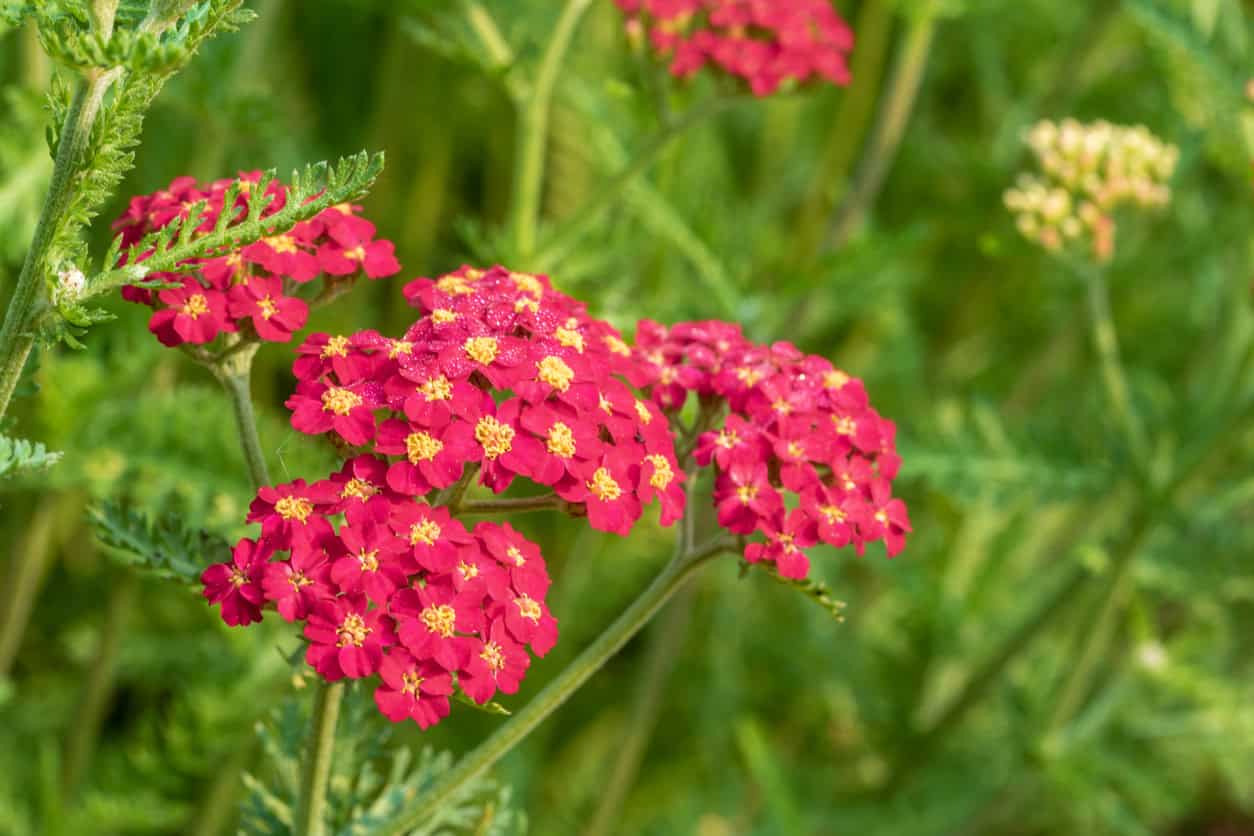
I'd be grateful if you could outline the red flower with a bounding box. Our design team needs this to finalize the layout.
[330,518,411,605]
[387,503,472,573]
[287,380,379,446]
[744,508,819,579]
[391,581,482,671]
[227,275,308,342]
[374,418,476,496]
[262,544,334,622]
[475,521,552,596]
[638,450,686,526]
[374,649,453,727]
[247,479,338,549]
[201,538,269,626]
[304,597,396,680]
[459,619,530,704]
[242,229,320,282]
[317,220,401,279]
[149,280,232,346]
[561,450,642,536]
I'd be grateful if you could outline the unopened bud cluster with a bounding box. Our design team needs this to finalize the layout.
[1004,119,1177,262]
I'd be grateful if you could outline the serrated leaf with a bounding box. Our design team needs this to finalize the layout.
[0,434,63,478]
[89,500,231,584]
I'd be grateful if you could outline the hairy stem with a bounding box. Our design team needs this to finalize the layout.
[294,680,344,836]
[826,6,937,250]
[212,349,271,490]
[456,494,566,516]
[374,537,732,836]
[534,95,738,269]
[512,0,594,260]
[0,68,120,421]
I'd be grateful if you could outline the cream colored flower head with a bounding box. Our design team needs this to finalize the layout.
[1004,118,1177,262]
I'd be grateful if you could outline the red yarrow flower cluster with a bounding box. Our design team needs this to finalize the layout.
[201,474,556,728]
[612,0,854,96]
[634,320,909,579]
[113,171,400,348]
[285,265,686,536]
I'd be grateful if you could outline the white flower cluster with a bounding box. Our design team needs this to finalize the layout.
[52,266,86,306]
[1004,119,1178,261]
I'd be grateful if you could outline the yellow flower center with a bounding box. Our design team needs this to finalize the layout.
[288,570,312,590]
[464,336,499,365]
[506,546,525,567]
[340,478,379,502]
[356,549,379,572]
[405,431,444,463]
[824,369,850,389]
[321,335,350,358]
[257,295,278,319]
[537,355,574,392]
[275,495,314,522]
[772,398,792,415]
[604,335,631,357]
[431,308,457,324]
[508,271,544,296]
[401,670,424,696]
[736,485,758,505]
[515,595,542,624]
[715,429,740,449]
[388,339,413,358]
[410,519,442,546]
[345,245,367,262]
[598,394,614,415]
[265,234,298,254]
[228,566,249,587]
[546,422,576,458]
[331,202,353,215]
[421,604,456,638]
[321,387,362,416]
[475,416,515,459]
[436,275,474,295]
[819,504,846,525]
[181,293,210,319]
[480,641,506,673]
[874,509,890,526]
[336,613,370,647]
[645,454,674,490]
[418,375,453,401]
[457,560,479,581]
[735,367,763,386]
[778,533,798,554]
[555,326,585,353]
[514,296,539,314]
[786,441,804,460]
[634,400,653,424]
[587,467,622,501]
[832,415,857,436]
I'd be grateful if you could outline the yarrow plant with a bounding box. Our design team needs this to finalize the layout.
[635,319,908,578]
[1004,119,1178,262]
[114,171,400,347]
[612,0,855,96]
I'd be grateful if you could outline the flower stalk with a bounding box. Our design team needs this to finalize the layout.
[373,535,732,836]
[208,342,270,490]
[293,680,345,836]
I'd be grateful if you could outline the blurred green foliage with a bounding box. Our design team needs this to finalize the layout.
[1,0,1253,834]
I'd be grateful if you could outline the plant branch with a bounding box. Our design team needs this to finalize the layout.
[207,343,270,489]
[0,69,120,421]
[511,0,594,260]
[826,5,937,250]
[293,680,344,836]
[372,535,735,836]
[1083,265,1149,463]
[455,494,567,516]
[533,95,739,270]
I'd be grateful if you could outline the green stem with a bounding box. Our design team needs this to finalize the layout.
[795,0,893,258]
[826,6,937,250]
[373,537,732,836]
[62,569,137,796]
[456,494,565,516]
[0,497,62,678]
[212,349,270,490]
[512,0,594,260]
[533,95,738,270]
[0,68,120,422]
[463,0,515,73]
[1084,267,1148,463]
[294,680,344,836]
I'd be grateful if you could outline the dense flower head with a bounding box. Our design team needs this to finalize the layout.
[202,484,556,728]
[612,0,854,96]
[113,171,400,348]
[633,319,909,578]
[1004,119,1178,262]
[284,265,685,537]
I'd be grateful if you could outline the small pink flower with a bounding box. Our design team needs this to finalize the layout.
[374,648,453,727]
[459,619,530,704]
[391,581,482,671]
[304,597,396,680]
[149,280,232,346]
[316,221,400,279]
[247,479,338,549]
[201,538,270,626]
[227,275,308,342]
[286,380,379,446]
[262,544,334,622]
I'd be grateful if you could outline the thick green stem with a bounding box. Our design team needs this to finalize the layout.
[213,350,270,490]
[374,537,731,836]
[512,0,594,260]
[1084,268,1148,463]
[294,680,344,836]
[0,69,119,421]
[456,494,565,516]
[826,7,937,250]
[534,95,737,269]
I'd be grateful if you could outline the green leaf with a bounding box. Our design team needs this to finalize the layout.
[89,500,231,584]
[0,434,63,478]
